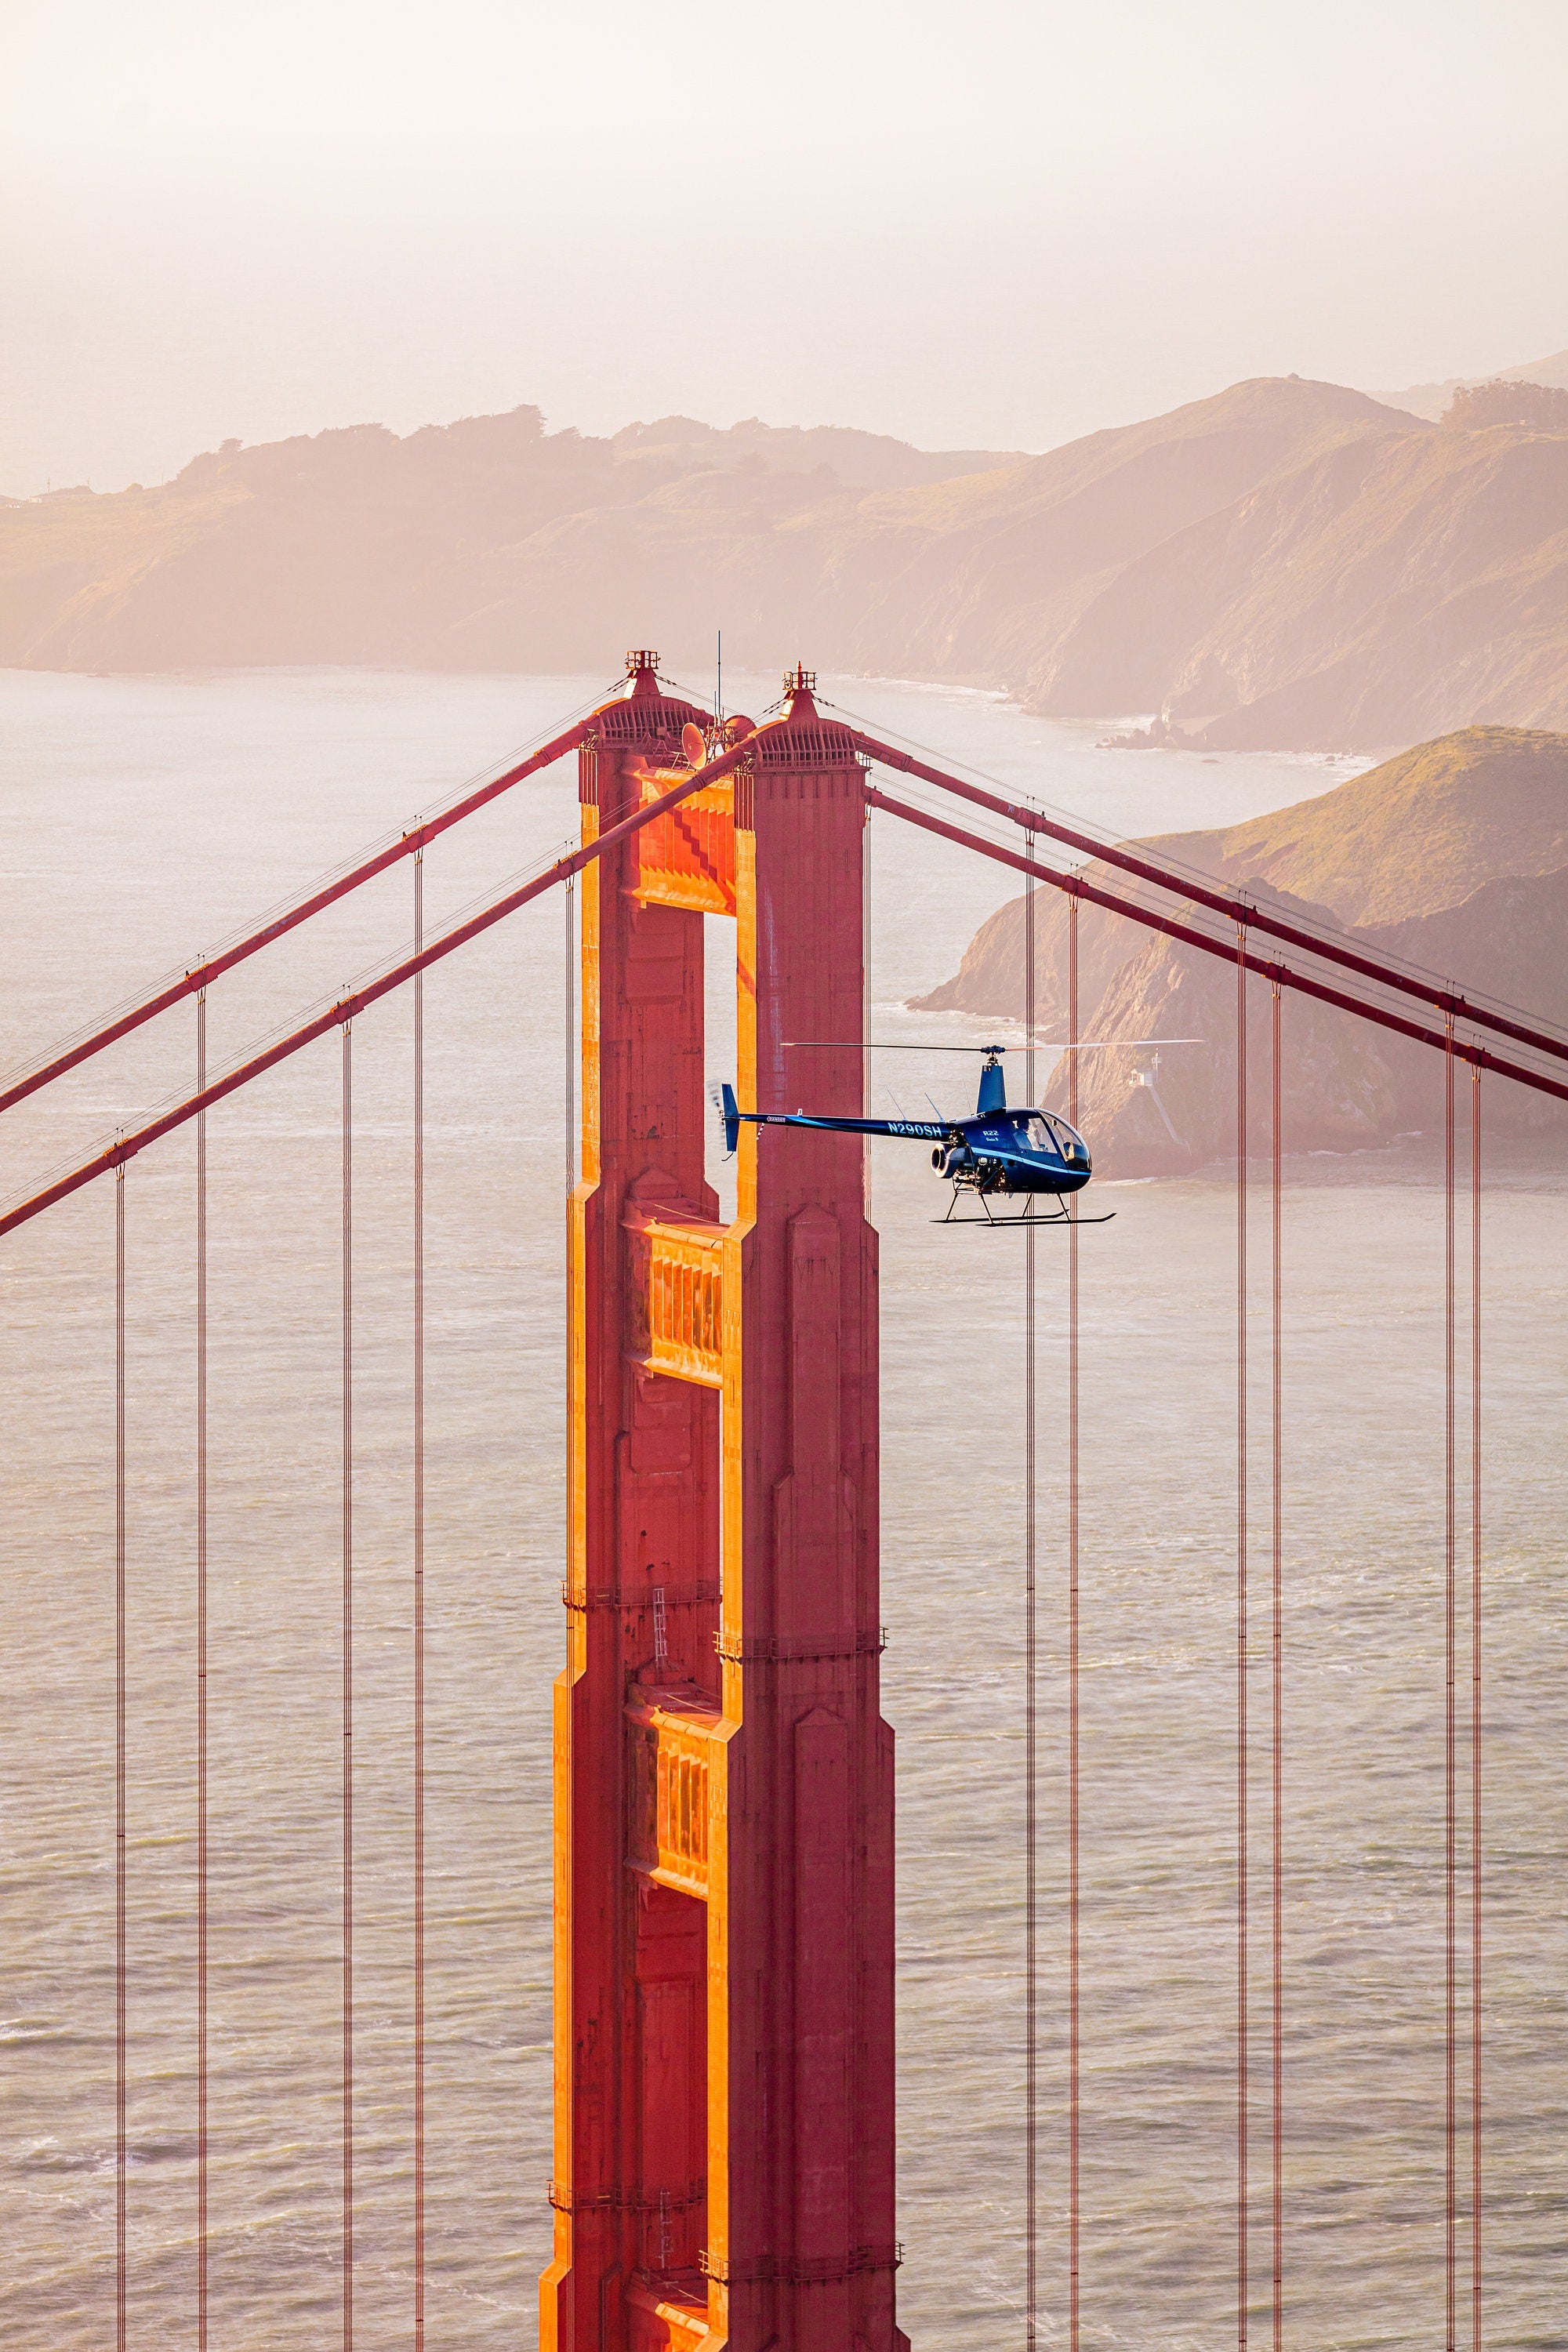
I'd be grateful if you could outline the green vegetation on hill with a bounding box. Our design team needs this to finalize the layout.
[1140,728,1568,925]
[1370,348,1568,423]
[1445,381,1568,431]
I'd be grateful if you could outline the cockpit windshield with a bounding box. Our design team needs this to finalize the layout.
[1025,1112,1086,1161]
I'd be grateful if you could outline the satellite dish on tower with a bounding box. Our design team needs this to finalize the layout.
[681,723,708,768]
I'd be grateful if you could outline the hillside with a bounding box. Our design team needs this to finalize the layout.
[437,376,1422,702]
[2,379,1566,752]
[1138,727,1568,923]
[920,728,1568,1022]
[916,728,1568,1172]
[606,415,1018,492]
[0,407,1024,672]
[1145,432,1568,749]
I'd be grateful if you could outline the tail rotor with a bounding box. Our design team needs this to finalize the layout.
[710,1081,742,1157]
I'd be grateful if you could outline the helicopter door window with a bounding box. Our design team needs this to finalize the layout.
[1025,1116,1061,1156]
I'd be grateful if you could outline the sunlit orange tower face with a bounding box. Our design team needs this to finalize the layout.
[543,655,907,2352]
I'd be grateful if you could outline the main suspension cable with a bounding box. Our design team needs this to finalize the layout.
[1024,833,1038,2350]
[843,724,1568,1075]
[1067,890,1081,2352]
[195,993,210,2347]
[1237,928,1250,2352]
[342,1022,355,2352]
[115,1164,128,2352]
[1270,982,1283,2352]
[1,750,754,1245]
[21,755,1560,1258]
[858,789,1568,1111]
[412,862,426,2352]
[0,702,615,1118]
[1446,1022,1457,2352]
[1469,1072,1483,2352]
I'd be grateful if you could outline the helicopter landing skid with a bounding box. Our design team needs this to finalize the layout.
[935,1196,1116,1228]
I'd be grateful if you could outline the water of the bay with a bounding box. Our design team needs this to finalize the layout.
[1,666,1562,2350]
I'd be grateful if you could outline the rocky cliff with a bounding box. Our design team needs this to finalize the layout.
[914,728,1568,1172]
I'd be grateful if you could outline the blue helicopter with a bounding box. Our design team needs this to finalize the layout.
[718,1042,1147,1226]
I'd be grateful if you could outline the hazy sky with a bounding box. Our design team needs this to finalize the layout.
[4,0,1566,495]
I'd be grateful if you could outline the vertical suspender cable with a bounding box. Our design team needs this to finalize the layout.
[1269,982,1283,2352]
[1469,1071,1482,2352]
[342,1022,354,2352]
[1445,1022,1457,2352]
[195,993,209,2348]
[412,860,425,2352]
[565,875,576,1203]
[1067,890,1080,2352]
[1236,927,1250,2351]
[564,869,576,1699]
[862,833,871,1206]
[115,1164,128,2352]
[1023,837,1038,2350]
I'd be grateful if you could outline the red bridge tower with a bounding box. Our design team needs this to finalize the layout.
[543,656,907,2352]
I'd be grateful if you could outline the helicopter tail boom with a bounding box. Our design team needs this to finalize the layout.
[720,1088,947,1146]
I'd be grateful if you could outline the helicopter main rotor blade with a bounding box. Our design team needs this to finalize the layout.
[785,1040,992,1051]
[784,1037,1205,1051]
